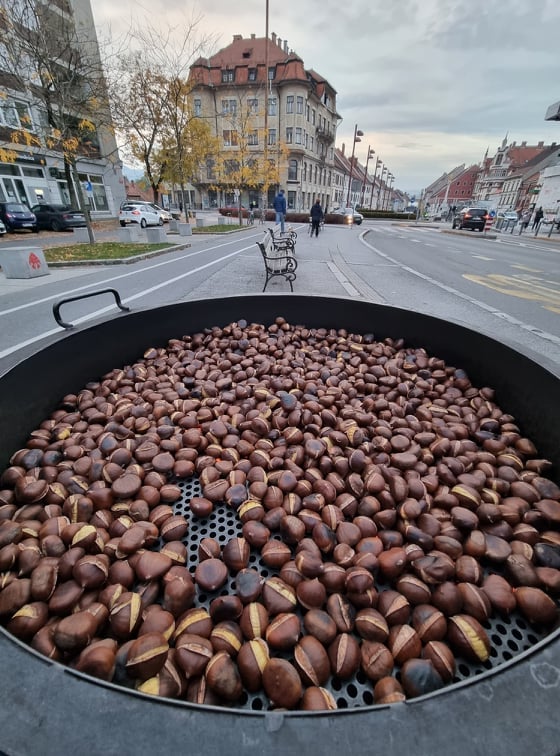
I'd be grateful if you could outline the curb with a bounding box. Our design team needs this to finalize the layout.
[45,241,192,268]
[440,228,497,240]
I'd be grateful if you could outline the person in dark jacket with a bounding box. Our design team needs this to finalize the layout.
[310,199,324,237]
[532,206,544,230]
[273,189,287,232]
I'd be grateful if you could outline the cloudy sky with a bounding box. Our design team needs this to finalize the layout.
[91,0,560,194]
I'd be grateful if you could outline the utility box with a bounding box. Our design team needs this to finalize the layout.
[0,247,50,279]
[119,227,140,243]
[145,227,168,244]
[73,228,93,243]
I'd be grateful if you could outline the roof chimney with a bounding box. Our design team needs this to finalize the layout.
[284,40,288,53]
[521,141,527,147]
[271,32,276,44]
[233,34,242,41]
[538,141,544,147]
[277,38,282,49]
[341,144,345,156]
[250,33,255,39]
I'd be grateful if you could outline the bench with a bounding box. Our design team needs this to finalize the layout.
[257,232,298,291]
[268,227,297,252]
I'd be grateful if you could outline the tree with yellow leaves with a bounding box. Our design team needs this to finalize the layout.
[0,0,118,242]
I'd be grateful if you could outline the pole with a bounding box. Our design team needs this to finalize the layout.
[345,124,362,207]
[360,147,374,208]
[377,166,387,210]
[369,159,381,210]
[262,0,269,213]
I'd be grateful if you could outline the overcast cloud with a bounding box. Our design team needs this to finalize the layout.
[91,0,560,194]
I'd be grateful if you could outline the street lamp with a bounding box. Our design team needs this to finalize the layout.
[384,173,394,211]
[377,165,387,209]
[360,146,375,208]
[369,158,382,210]
[346,124,363,207]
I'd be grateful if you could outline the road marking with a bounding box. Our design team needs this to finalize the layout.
[0,235,261,318]
[0,244,251,359]
[326,262,361,297]
[463,273,560,310]
[472,255,493,261]
[360,235,560,347]
[512,264,542,272]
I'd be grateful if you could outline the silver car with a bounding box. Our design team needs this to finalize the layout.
[0,219,6,235]
[332,207,364,225]
[119,203,163,228]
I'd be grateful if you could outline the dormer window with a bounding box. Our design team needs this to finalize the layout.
[248,68,257,81]
[268,66,275,81]
[222,69,234,83]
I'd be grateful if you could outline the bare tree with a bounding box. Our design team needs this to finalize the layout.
[106,15,218,208]
[0,0,119,242]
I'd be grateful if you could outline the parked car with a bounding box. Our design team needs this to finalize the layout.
[119,199,172,222]
[0,202,38,232]
[30,204,86,231]
[0,219,6,235]
[119,203,163,228]
[452,207,489,231]
[332,207,364,225]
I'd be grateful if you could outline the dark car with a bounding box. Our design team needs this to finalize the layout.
[452,207,489,231]
[0,202,38,233]
[30,204,86,231]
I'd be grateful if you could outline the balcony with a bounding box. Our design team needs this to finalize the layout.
[316,126,334,144]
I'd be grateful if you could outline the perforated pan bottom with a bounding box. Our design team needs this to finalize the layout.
[139,475,553,711]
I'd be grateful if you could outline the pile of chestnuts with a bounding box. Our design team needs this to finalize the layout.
[0,317,559,711]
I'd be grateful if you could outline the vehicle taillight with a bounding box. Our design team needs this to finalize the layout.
[464,213,471,219]
[132,210,140,215]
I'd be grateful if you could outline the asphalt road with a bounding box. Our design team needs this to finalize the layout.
[1,219,560,378]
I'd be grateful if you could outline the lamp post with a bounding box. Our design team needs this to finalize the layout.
[377,165,387,209]
[369,158,382,210]
[346,124,363,207]
[360,146,375,208]
[384,173,394,211]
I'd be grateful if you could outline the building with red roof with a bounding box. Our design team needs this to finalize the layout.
[188,33,339,211]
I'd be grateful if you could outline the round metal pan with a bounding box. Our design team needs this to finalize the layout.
[0,295,559,756]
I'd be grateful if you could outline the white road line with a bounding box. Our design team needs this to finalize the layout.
[0,245,251,359]
[0,235,260,317]
[327,262,361,297]
[360,237,560,347]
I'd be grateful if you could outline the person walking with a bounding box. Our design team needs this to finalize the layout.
[310,198,324,237]
[532,206,544,230]
[273,189,287,233]
[520,209,531,233]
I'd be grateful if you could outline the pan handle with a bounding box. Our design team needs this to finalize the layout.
[53,288,131,329]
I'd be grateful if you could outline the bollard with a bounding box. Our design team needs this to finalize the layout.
[178,223,192,236]
[145,227,168,244]
[0,247,50,279]
[73,227,93,243]
[119,226,140,243]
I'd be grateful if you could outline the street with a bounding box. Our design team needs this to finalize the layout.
[1,218,560,378]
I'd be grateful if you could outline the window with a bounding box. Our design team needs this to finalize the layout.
[310,136,314,152]
[193,99,201,116]
[248,68,257,81]
[286,96,294,114]
[222,69,234,83]
[297,96,304,114]
[268,97,277,116]
[288,159,298,181]
[305,132,309,149]
[268,66,275,81]
[303,162,307,181]
[268,128,276,146]
[248,98,259,114]
[311,109,316,125]
[287,190,296,209]
[221,99,237,116]
[295,127,302,144]
[206,159,216,180]
[286,127,293,144]
[223,130,238,146]
[0,100,33,130]
[306,104,310,120]
[248,130,258,146]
